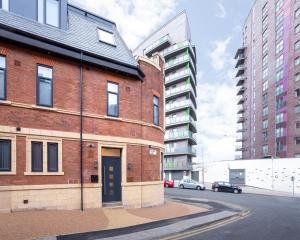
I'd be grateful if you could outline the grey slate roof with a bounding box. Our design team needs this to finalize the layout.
[0,5,137,67]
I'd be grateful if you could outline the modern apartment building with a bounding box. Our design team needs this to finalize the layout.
[134,11,197,180]
[235,0,300,159]
[0,0,165,211]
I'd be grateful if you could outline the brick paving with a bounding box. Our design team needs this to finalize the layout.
[0,202,206,240]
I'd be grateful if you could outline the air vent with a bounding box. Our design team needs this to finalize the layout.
[126,86,131,93]
[14,60,21,66]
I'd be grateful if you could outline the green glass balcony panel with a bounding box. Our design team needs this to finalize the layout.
[165,83,195,98]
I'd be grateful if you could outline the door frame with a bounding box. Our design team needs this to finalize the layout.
[98,143,127,203]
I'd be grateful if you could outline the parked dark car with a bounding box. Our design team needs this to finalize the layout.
[212,181,242,194]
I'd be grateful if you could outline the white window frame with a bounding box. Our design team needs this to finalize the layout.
[98,28,116,46]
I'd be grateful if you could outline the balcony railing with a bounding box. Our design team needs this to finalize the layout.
[165,54,196,74]
[235,54,245,68]
[237,116,245,123]
[163,161,193,171]
[236,137,245,142]
[165,146,196,156]
[165,100,196,115]
[235,146,246,151]
[165,83,196,99]
[237,95,246,105]
[236,127,246,133]
[237,105,245,114]
[166,115,195,125]
[235,64,246,77]
[165,68,196,86]
[161,40,196,60]
[166,115,197,132]
[236,76,246,87]
[144,35,171,56]
[165,130,197,143]
[237,86,246,96]
[234,47,246,59]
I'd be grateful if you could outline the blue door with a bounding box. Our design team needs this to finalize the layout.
[102,156,121,202]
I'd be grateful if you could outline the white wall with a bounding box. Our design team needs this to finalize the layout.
[203,158,300,194]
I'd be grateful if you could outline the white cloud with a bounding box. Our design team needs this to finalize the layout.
[69,0,178,49]
[196,81,237,164]
[215,2,226,18]
[209,37,232,71]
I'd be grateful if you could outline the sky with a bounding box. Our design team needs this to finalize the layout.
[69,0,255,163]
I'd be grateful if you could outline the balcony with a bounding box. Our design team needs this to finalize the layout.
[161,40,196,62]
[165,100,197,120]
[165,146,196,157]
[236,76,246,87]
[235,146,246,152]
[236,127,246,133]
[165,53,196,75]
[163,161,193,171]
[237,95,246,105]
[234,47,246,59]
[237,105,245,114]
[236,87,245,96]
[236,137,246,142]
[165,130,197,145]
[237,86,246,96]
[165,83,197,104]
[235,54,245,68]
[165,68,196,88]
[237,116,245,123]
[144,35,171,57]
[235,64,246,77]
[166,115,197,133]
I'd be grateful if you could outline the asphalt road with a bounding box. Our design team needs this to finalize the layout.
[165,188,300,240]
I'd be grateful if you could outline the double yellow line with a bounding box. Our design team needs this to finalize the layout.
[160,211,250,240]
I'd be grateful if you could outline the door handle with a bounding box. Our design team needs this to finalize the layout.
[103,166,106,195]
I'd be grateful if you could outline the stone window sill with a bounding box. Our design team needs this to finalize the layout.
[0,171,16,175]
[24,172,64,176]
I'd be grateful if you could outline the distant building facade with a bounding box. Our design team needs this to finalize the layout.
[0,0,164,212]
[134,11,197,180]
[235,0,300,159]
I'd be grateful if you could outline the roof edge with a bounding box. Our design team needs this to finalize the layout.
[68,3,116,26]
[133,10,188,52]
[0,24,144,80]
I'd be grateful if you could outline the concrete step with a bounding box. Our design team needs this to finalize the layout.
[102,201,122,208]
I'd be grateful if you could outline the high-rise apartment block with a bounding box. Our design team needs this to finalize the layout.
[134,11,197,179]
[235,0,300,159]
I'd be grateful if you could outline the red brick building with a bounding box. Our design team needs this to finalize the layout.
[0,1,164,212]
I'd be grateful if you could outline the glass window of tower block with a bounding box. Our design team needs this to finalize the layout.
[295,73,300,81]
[295,57,300,66]
[295,137,300,145]
[295,7,300,18]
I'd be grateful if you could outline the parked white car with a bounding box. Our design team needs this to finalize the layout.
[179,179,205,190]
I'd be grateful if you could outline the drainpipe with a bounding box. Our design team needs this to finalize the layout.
[140,78,143,208]
[80,52,84,211]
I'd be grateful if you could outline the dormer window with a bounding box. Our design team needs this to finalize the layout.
[98,28,115,46]
[1,0,9,10]
[38,0,60,27]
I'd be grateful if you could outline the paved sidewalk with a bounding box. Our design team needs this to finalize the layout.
[241,186,300,198]
[98,210,237,240]
[0,202,205,240]
[40,197,244,240]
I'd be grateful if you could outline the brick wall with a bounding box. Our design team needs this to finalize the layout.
[0,40,164,185]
